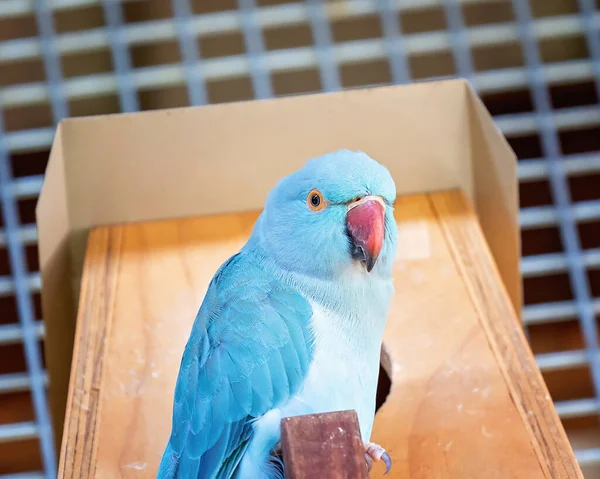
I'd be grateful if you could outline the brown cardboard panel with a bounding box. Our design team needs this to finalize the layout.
[36,126,75,454]
[58,80,473,229]
[467,86,521,319]
[36,78,519,452]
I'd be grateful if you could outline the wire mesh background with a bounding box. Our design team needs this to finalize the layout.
[0,0,600,477]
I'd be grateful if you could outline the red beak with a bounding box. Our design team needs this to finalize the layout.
[346,196,385,272]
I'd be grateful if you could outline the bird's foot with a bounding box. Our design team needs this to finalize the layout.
[364,441,392,475]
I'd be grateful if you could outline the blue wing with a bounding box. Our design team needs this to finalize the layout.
[157,251,315,478]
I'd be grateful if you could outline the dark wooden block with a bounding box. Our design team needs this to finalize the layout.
[280,410,368,479]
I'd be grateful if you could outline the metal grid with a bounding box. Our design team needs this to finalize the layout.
[0,0,599,477]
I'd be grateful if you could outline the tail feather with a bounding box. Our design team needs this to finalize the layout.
[158,441,285,479]
[157,442,179,478]
[215,435,252,479]
[263,451,285,479]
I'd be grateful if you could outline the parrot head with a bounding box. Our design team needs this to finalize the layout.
[252,149,398,281]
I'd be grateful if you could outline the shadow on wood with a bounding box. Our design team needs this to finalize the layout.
[281,410,368,479]
[57,190,582,478]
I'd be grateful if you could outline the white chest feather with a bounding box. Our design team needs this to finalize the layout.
[236,284,391,478]
[270,299,385,444]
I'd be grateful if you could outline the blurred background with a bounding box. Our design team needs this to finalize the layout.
[0,0,599,477]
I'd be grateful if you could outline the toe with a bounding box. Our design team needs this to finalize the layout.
[363,442,392,474]
[364,442,385,461]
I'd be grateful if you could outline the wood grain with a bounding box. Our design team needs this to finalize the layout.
[59,212,259,478]
[429,191,583,479]
[372,194,546,479]
[58,226,122,478]
[280,410,368,479]
[58,190,581,478]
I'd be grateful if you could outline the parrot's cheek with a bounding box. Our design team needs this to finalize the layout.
[346,196,385,272]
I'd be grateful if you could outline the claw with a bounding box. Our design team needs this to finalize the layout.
[381,451,392,475]
[364,453,373,472]
[363,441,392,475]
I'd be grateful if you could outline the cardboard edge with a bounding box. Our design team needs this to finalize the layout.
[55,80,466,126]
[35,122,76,458]
[463,81,522,319]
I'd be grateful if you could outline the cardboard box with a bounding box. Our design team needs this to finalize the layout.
[36,78,520,453]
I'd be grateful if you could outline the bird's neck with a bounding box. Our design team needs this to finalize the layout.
[243,238,394,344]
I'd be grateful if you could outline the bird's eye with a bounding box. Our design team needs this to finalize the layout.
[307,189,326,211]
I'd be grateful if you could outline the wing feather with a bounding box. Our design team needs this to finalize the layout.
[157,252,314,478]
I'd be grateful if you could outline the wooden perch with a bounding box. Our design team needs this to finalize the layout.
[280,410,368,479]
[57,190,583,478]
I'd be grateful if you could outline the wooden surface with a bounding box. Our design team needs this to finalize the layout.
[58,190,582,478]
[280,410,368,479]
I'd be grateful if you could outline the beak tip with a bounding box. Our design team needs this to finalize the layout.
[365,257,376,273]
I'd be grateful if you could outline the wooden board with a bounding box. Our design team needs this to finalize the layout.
[58,190,581,478]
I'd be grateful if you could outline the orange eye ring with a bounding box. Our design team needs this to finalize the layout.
[307,189,326,211]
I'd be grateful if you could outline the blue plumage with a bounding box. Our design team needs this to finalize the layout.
[158,253,314,478]
[158,150,398,478]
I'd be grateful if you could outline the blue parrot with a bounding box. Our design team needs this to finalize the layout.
[158,149,398,478]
